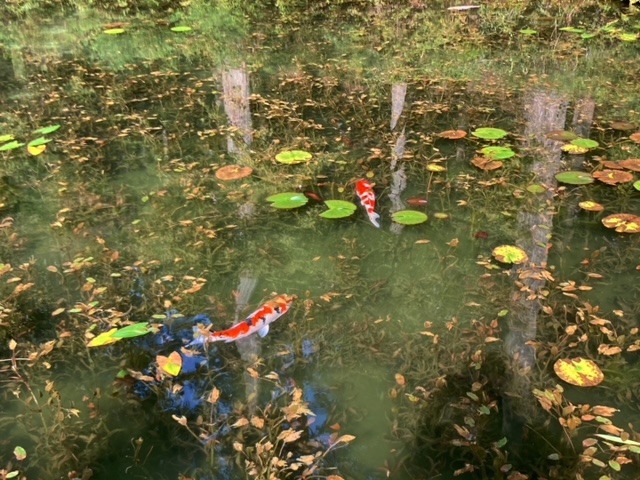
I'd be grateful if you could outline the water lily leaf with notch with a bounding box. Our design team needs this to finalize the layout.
[275,150,312,164]
[27,137,52,147]
[555,171,594,185]
[553,357,604,386]
[471,127,508,140]
[561,144,588,154]
[33,125,61,135]
[602,213,640,233]
[320,200,357,219]
[111,322,152,339]
[157,351,182,376]
[610,121,636,131]
[480,146,515,160]
[471,156,503,170]
[617,159,640,172]
[592,169,634,185]
[171,26,192,32]
[87,328,120,347]
[266,192,309,209]
[571,138,599,149]
[0,141,25,151]
[27,144,47,156]
[392,210,428,225]
[215,165,253,181]
[492,245,528,264]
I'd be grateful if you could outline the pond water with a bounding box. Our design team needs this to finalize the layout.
[1,2,640,480]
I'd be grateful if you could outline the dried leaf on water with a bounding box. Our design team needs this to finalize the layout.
[553,357,604,386]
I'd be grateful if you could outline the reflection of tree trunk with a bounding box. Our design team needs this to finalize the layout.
[233,273,259,413]
[503,90,567,438]
[568,98,595,170]
[388,83,408,234]
[390,83,407,131]
[222,67,253,154]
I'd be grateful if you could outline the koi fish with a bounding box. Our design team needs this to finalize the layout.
[188,294,296,346]
[355,179,380,228]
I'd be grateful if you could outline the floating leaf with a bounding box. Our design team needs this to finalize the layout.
[471,156,503,170]
[480,146,515,159]
[592,169,634,185]
[618,33,638,42]
[581,32,597,39]
[426,164,446,172]
[5,472,18,479]
[406,197,428,207]
[610,121,636,131]
[437,129,467,139]
[553,357,604,386]
[13,446,26,461]
[630,132,640,143]
[87,328,119,347]
[519,28,537,35]
[157,351,182,376]
[104,28,126,34]
[634,180,640,191]
[391,210,428,225]
[492,245,528,264]
[433,212,449,219]
[111,322,152,339]
[555,171,594,185]
[275,150,312,164]
[471,127,508,140]
[560,26,585,33]
[579,201,604,212]
[28,137,52,147]
[602,213,640,233]
[0,141,25,151]
[27,144,47,156]
[266,192,309,209]
[571,138,599,149]
[561,143,589,154]
[526,184,546,194]
[320,200,357,219]
[617,158,640,172]
[33,125,61,135]
[545,130,577,141]
[215,165,253,181]
[0,134,15,143]
[170,26,192,32]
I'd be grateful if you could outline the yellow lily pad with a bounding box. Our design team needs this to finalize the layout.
[553,357,604,387]
[602,213,640,233]
[87,328,120,347]
[157,351,182,376]
[492,245,528,264]
[578,201,604,212]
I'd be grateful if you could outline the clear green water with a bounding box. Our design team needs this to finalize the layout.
[2,3,640,480]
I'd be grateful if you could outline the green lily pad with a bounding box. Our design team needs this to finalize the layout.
[480,146,515,160]
[275,150,312,164]
[266,192,309,209]
[581,32,598,39]
[104,28,126,34]
[320,200,357,219]
[426,164,446,172]
[0,134,15,143]
[87,328,119,347]
[526,184,546,194]
[33,125,61,135]
[171,26,192,32]
[27,137,52,147]
[519,29,537,35]
[560,26,585,33]
[553,357,604,386]
[571,138,599,149]
[0,141,25,151]
[618,33,638,42]
[13,446,26,461]
[492,245,528,264]
[391,210,428,225]
[555,171,594,185]
[111,322,152,339]
[471,127,509,140]
[633,180,640,191]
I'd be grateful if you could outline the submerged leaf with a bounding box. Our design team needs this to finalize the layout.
[104,28,126,34]
[157,351,182,376]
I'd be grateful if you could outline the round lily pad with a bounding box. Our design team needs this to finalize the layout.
[471,127,509,140]
[320,200,357,219]
[617,158,640,172]
[215,165,253,181]
[104,28,126,34]
[391,210,428,225]
[27,137,52,147]
[266,192,309,209]
[553,357,604,387]
[171,26,192,32]
[578,201,604,212]
[471,156,503,170]
[33,125,61,135]
[275,150,312,164]
[571,138,599,149]
[545,130,578,141]
[526,184,547,194]
[634,180,640,191]
[602,213,640,233]
[0,140,25,151]
[519,28,537,35]
[592,169,634,185]
[560,26,585,34]
[610,121,636,131]
[555,171,594,185]
[433,212,449,219]
[561,143,589,154]
[630,132,640,144]
[492,245,528,264]
[437,129,467,139]
[480,146,515,160]
[426,164,446,172]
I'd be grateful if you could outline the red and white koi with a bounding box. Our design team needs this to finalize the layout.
[189,294,296,346]
[355,179,380,228]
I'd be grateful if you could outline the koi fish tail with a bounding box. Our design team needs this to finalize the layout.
[368,210,381,228]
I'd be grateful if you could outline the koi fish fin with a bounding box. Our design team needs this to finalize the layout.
[258,325,270,337]
[187,333,207,348]
[369,211,381,228]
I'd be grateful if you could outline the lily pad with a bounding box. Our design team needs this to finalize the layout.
[27,144,47,156]
[545,130,578,141]
[519,28,537,35]
[471,127,508,140]
[610,121,636,131]
[320,200,357,219]
[555,171,594,185]
[0,134,15,143]
[471,156,503,170]
[617,158,640,172]
[0,140,25,151]
[275,150,312,164]
[630,132,640,143]
[87,328,119,347]
[560,26,585,34]
[571,138,599,149]
[157,351,182,376]
[13,446,26,461]
[391,210,428,225]
[266,192,309,209]
[634,180,640,191]
[111,322,152,339]
[592,169,634,185]
[215,165,253,181]
[437,129,467,139]
[104,28,126,34]
[618,33,638,42]
[553,357,604,387]
[27,137,52,147]
[602,213,640,233]
[526,184,547,194]
[171,26,192,32]
[578,201,604,212]
[426,164,446,172]
[480,146,515,160]
[561,144,589,154]
[492,245,528,264]
[33,125,61,135]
